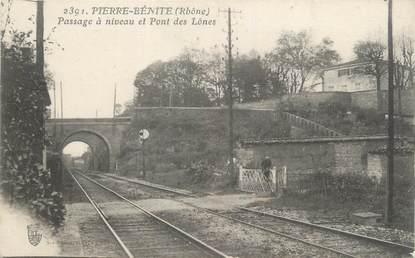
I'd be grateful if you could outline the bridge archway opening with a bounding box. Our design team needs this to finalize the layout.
[61,130,111,172]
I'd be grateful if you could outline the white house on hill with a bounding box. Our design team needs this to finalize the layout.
[321,60,388,92]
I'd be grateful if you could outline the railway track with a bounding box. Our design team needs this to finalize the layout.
[69,169,229,258]
[78,171,348,257]
[93,171,414,258]
[240,208,414,254]
[219,209,411,258]
[86,172,194,200]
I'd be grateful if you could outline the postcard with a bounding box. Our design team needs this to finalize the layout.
[1,0,414,257]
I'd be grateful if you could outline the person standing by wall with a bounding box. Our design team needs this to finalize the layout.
[261,156,272,190]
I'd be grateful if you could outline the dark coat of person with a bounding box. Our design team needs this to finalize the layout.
[261,156,272,180]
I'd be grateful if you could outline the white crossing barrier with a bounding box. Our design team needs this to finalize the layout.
[238,166,287,193]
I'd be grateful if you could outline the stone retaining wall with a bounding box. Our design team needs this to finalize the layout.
[236,137,413,190]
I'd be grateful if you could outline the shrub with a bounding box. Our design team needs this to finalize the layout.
[294,171,381,203]
[154,162,177,173]
[3,164,66,230]
[186,161,212,184]
[1,40,66,231]
[354,107,384,126]
[318,101,348,118]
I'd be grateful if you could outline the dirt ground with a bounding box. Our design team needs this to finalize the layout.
[180,193,272,210]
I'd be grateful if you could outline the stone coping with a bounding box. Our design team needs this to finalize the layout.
[240,135,413,145]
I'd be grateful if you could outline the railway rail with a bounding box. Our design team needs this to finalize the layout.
[88,172,195,200]
[69,169,229,258]
[220,210,411,258]
[93,171,414,258]
[240,207,414,253]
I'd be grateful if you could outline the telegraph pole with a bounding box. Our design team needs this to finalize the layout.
[218,8,236,178]
[218,7,240,182]
[60,81,64,137]
[36,0,47,167]
[0,44,3,188]
[113,83,117,118]
[36,0,44,75]
[60,81,63,119]
[169,85,173,107]
[385,0,394,224]
[227,8,235,179]
[112,83,117,136]
[53,83,57,136]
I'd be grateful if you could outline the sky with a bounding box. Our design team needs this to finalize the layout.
[3,0,415,120]
[62,141,88,157]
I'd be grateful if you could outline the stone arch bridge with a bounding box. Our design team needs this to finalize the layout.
[46,117,131,172]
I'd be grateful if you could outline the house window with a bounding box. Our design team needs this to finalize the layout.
[351,67,362,74]
[338,68,350,77]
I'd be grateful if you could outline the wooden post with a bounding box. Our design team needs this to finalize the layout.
[385,0,394,224]
[226,8,235,180]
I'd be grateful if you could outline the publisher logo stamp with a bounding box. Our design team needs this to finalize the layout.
[27,224,42,246]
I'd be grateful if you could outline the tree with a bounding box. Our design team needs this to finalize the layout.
[134,48,214,107]
[134,61,170,107]
[233,54,268,102]
[171,48,211,106]
[353,40,387,111]
[394,34,414,135]
[204,51,226,105]
[394,35,414,91]
[263,51,289,97]
[268,30,340,94]
[120,99,135,117]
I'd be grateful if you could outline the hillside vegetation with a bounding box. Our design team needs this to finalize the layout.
[117,108,290,185]
[277,97,413,136]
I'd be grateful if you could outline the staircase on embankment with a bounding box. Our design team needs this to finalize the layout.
[234,105,345,138]
[234,100,344,138]
[274,111,344,137]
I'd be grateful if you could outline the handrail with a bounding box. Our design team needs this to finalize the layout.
[277,111,344,137]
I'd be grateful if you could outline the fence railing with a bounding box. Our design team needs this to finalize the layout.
[239,166,287,193]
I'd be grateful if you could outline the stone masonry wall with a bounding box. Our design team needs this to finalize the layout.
[276,91,352,109]
[333,140,383,174]
[273,90,413,116]
[367,152,414,180]
[236,137,391,190]
[350,89,414,115]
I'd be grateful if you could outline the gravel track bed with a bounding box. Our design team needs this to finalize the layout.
[152,209,342,258]
[251,206,414,247]
[88,173,182,200]
[222,210,410,258]
[76,172,338,257]
[74,172,216,258]
[74,172,414,257]
[55,202,125,257]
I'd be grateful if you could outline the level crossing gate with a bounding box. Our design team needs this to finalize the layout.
[238,166,287,193]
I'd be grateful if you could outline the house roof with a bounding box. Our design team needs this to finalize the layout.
[322,59,372,71]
